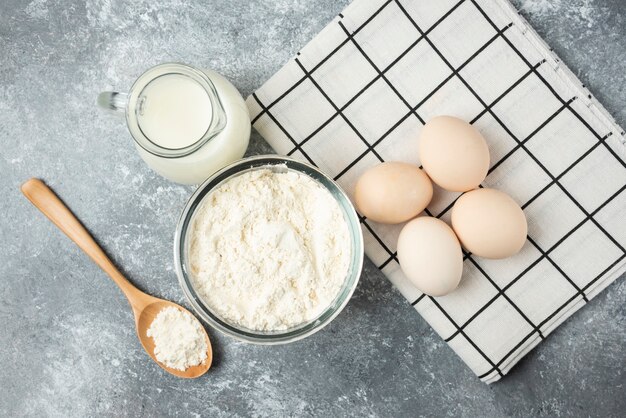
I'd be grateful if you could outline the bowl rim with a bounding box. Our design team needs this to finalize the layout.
[173,154,364,345]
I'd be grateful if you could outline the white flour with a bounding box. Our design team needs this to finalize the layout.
[147,307,207,371]
[189,168,351,331]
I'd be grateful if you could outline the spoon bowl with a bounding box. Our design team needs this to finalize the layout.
[21,178,212,378]
[136,299,212,378]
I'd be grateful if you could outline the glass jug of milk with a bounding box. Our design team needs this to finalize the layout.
[98,63,250,184]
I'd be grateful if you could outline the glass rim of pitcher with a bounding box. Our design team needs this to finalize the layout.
[126,62,227,159]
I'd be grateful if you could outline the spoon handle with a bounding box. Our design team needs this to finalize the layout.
[21,178,143,305]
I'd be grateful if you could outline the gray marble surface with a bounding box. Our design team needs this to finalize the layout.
[1,0,624,416]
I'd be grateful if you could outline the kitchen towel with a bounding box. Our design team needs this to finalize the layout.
[245,0,626,383]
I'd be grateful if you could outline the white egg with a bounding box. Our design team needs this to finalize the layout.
[397,217,463,297]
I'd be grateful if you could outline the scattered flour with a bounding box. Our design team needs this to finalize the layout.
[147,307,208,371]
[519,0,597,28]
[518,0,562,16]
[189,167,351,331]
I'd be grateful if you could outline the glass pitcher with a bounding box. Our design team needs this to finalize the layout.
[98,63,250,185]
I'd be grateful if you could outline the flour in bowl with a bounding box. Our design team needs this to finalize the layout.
[188,167,351,331]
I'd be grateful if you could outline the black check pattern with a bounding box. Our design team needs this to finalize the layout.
[247,0,626,383]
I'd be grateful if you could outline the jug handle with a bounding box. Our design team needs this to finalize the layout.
[97,91,128,115]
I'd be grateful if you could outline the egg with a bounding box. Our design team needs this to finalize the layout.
[451,188,527,259]
[419,116,490,192]
[354,162,433,224]
[397,217,463,296]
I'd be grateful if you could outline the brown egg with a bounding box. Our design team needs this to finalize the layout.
[451,188,527,259]
[397,217,463,296]
[419,116,490,192]
[354,162,433,224]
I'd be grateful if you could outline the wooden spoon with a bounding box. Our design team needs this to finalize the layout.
[21,178,212,378]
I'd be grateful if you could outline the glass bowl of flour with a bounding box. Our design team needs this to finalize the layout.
[174,155,364,344]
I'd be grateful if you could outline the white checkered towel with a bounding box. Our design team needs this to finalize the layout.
[245,0,626,383]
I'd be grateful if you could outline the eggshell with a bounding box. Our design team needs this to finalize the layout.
[354,162,433,224]
[419,116,490,192]
[451,188,527,259]
[397,217,463,296]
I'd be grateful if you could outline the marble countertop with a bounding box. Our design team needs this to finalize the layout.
[1,0,624,416]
